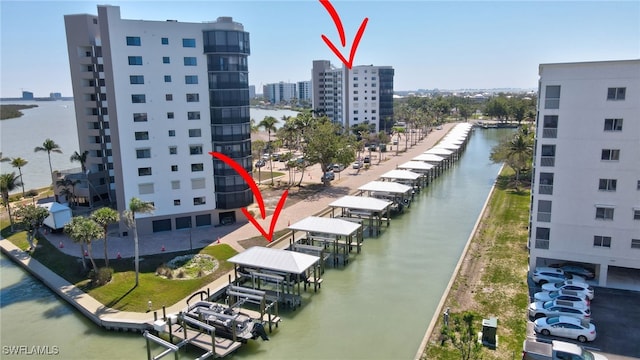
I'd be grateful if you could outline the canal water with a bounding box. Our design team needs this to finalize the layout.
[0,128,512,359]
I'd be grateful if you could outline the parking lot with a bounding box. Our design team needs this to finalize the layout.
[528,281,640,359]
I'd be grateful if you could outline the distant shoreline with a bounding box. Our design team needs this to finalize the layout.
[0,104,39,120]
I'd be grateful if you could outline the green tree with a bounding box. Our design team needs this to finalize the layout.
[441,311,483,360]
[484,97,509,121]
[0,172,22,232]
[490,127,534,189]
[90,207,119,268]
[34,138,63,184]
[14,204,49,250]
[64,216,104,273]
[0,152,10,162]
[69,150,88,173]
[56,178,79,207]
[10,157,28,197]
[123,197,154,286]
[302,117,356,185]
[259,116,278,185]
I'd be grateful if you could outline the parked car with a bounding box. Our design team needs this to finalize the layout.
[542,281,594,300]
[255,159,266,168]
[534,316,597,343]
[322,172,335,181]
[352,161,363,169]
[534,289,591,306]
[363,156,371,164]
[557,264,596,280]
[522,339,608,360]
[529,299,591,321]
[532,267,567,285]
[332,163,345,172]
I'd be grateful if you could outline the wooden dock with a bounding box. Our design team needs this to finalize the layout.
[173,326,242,358]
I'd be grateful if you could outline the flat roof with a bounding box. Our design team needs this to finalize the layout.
[358,181,413,194]
[425,148,454,156]
[434,143,461,150]
[228,246,319,274]
[379,169,422,180]
[413,153,445,163]
[329,195,392,212]
[397,161,435,171]
[289,216,362,236]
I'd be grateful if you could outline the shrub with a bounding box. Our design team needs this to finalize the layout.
[92,267,113,286]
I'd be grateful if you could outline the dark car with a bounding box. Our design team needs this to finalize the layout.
[322,172,335,181]
[363,156,371,164]
[255,159,266,168]
[559,265,596,280]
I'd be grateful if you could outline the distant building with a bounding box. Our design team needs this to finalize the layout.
[22,91,34,100]
[263,82,296,104]
[529,59,640,290]
[65,5,253,235]
[311,60,394,132]
[249,85,256,99]
[297,80,311,101]
[50,92,62,99]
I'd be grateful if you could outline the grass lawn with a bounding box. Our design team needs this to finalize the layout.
[423,169,531,359]
[1,223,237,313]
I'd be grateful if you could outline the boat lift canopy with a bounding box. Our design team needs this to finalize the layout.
[228,246,319,275]
[328,196,393,237]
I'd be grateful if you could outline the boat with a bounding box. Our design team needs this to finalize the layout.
[184,301,269,342]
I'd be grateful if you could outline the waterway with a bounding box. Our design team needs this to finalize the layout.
[0,100,297,193]
[0,128,512,359]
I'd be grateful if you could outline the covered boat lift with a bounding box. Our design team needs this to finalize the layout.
[358,181,413,213]
[397,161,436,185]
[328,195,392,237]
[424,148,455,169]
[379,169,424,191]
[228,246,322,309]
[412,153,446,176]
[288,216,363,266]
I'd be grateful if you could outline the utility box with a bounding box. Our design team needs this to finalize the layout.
[481,317,497,349]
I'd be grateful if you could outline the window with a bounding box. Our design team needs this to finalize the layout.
[169,146,177,155]
[165,94,173,101]
[544,85,560,109]
[171,180,180,189]
[162,56,170,64]
[138,167,152,176]
[540,145,556,166]
[593,235,611,248]
[634,210,640,220]
[191,163,204,172]
[598,179,617,191]
[535,227,550,249]
[133,113,147,122]
[607,87,626,100]
[134,131,149,140]
[185,75,198,84]
[190,145,203,155]
[128,56,143,65]
[174,199,181,206]
[638,180,640,190]
[604,118,623,131]
[595,207,614,220]
[183,38,196,47]
[186,93,199,102]
[193,197,206,205]
[191,178,206,189]
[171,165,178,172]
[168,130,175,137]
[136,148,151,158]
[126,36,141,46]
[188,129,202,137]
[601,149,620,161]
[131,94,146,103]
[164,75,172,83]
[187,111,200,120]
[161,37,169,45]
[167,112,174,119]
[183,57,197,66]
[353,97,359,101]
[130,75,144,84]
[632,239,640,249]
[138,183,154,195]
[542,115,558,138]
[537,200,552,222]
[539,173,554,195]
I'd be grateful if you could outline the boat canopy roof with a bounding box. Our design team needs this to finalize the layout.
[228,246,319,274]
[413,153,445,163]
[358,181,412,194]
[289,216,362,236]
[425,148,454,156]
[379,169,422,181]
[398,161,435,171]
[329,195,392,212]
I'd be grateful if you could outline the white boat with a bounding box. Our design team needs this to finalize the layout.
[184,301,269,342]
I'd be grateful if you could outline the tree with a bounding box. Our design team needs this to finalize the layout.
[302,117,356,185]
[64,216,104,273]
[56,178,79,207]
[69,150,88,173]
[90,207,119,268]
[123,197,154,286]
[441,311,483,360]
[14,204,49,250]
[490,127,534,190]
[258,116,278,185]
[0,172,22,232]
[34,138,62,184]
[0,152,10,163]
[10,157,28,197]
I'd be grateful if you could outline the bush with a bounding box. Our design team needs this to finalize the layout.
[91,267,113,286]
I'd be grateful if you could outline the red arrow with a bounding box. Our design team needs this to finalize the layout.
[209,152,288,242]
[319,0,368,69]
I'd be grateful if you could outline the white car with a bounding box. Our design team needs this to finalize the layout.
[534,290,590,307]
[529,299,591,322]
[352,161,363,169]
[542,280,595,300]
[532,267,567,284]
[534,316,597,343]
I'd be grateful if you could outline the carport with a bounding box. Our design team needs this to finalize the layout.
[358,181,413,213]
[328,195,393,237]
[288,216,363,266]
[379,169,424,191]
[412,153,446,177]
[397,161,436,185]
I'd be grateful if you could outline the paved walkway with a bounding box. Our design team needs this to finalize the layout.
[0,123,459,328]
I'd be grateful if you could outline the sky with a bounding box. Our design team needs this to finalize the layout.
[0,0,639,97]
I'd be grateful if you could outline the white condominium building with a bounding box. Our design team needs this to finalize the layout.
[64,5,253,235]
[530,59,640,290]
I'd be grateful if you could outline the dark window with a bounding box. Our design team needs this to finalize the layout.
[169,146,177,155]
[594,235,611,248]
[171,165,178,172]
[631,239,640,249]
[136,148,151,158]
[185,75,198,84]
[168,130,175,137]
[131,94,146,103]
[134,131,149,140]
[601,149,620,161]
[134,113,147,122]
[126,36,141,46]
[607,87,626,100]
[191,163,204,172]
[167,112,174,119]
[190,145,203,155]
[138,167,152,176]
[161,37,169,45]
[162,56,170,64]
[182,38,196,47]
[128,56,143,65]
[188,111,200,120]
[184,57,197,66]
[164,75,172,83]
[186,93,199,102]
[166,94,173,101]
[129,75,144,84]
[545,85,561,109]
[188,129,201,137]
[535,227,550,249]
[174,199,181,206]
[604,118,623,131]
[193,196,206,205]
[595,207,614,220]
[598,179,617,191]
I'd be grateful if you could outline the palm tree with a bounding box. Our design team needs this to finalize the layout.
[0,152,10,163]
[70,150,88,173]
[64,216,104,273]
[56,178,79,207]
[123,197,154,286]
[10,157,28,197]
[34,138,62,185]
[258,116,278,185]
[1,172,22,232]
[90,207,119,267]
